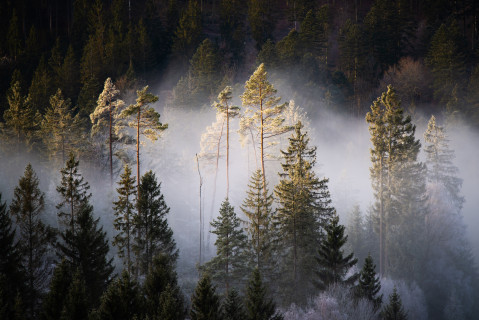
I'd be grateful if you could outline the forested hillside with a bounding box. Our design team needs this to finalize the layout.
[1,0,479,319]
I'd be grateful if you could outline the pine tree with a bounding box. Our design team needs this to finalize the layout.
[346,205,367,263]
[144,254,184,320]
[240,63,291,196]
[355,254,382,310]
[381,287,407,320]
[248,0,276,49]
[27,57,54,115]
[135,171,178,276]
[173,0,203,64]
[96,271,143,320]
[119,86,167,197]
[241,170,274,274]
[219,0,246,63]
[274,122,333,298]
[90,77,126,185]
[203,199,248,293]
[41,90,83,165]
[314,213,358,290]
[60,270,88,320]
[57,203,114,308]
[113,165,136,274]
[10,164,55,318]
[41,259,72,320]
[0,193,24,319]
[245,268,282,320]
[223,289,246,320]
[56,153,91,236]
[190,274,222,320]
[189,39,220,104]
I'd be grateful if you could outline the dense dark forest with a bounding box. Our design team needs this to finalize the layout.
[1,0,479,319]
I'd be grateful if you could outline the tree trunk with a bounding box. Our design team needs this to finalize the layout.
[109,94,113,186]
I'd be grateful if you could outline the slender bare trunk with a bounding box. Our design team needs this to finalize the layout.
[259,87,266,196]
[109,95,113,186]
[226,104,230,198]
[379,158,383,276]
[137,107,141,200]
[196,154,203,267]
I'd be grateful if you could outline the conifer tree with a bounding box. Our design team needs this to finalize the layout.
[41,260,71,320]
[0,193,24,319]
[346,205,367,263]
[314,213,358,290]
[57,203,114,308]
[41,90,83,165]
[90,77,125,185]
[245,268,282,320]
[135,171,178,276]
[248,0,276,49]
[60,270,88,320]
[96,271,143,320]
[190,274,222,320]
[56,153,91,236]
[27,57,54,114]
[275,122,333,296]
[355,254,382,310]
[189,39,220,104]
[144,254,184,320]
[203,199,248,292]
[223,289,246,320]
[10,164,55,318]
[120,86,167,197]
[240,63,291,196]
[173,0,203,63]
[113,165,136,274]
[219,0,246,62]
[381,287,407,320]
[241,170,274,273]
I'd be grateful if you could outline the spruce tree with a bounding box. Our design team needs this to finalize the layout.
[314,213,358,290]
[0,193,24,319]
[241,170,274,274]
[245,268,282,320]
[381,287,407,320]
[57,191,114,309]
[355,254,382,310]
[240,63,291,196]
[203,199,248,293]
[90,77,125,185]
[135,171,178,276]
[223,289,246,320]
[119,86,167,197]
[144,254,184,320]
[10,164,55,318]
[27,57,54,114]
[41,260,72,320]
[60,270,88,320]
[96,271,143,320]
[173,0,203,64]
[247,0,276,49]
[190,274,222,320]
[113,165,136,274]
[274,122,333,298]
[189,39,220,104]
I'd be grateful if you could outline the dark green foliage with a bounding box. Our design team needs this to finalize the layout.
[135,171,178,276]
[10,164,55,318]
[144,254,184,320]
[190,274,222,320]
[41,260,72,320]
[60,270,89,320]
[223,289,246,320]
[27,57,54,114]
[314,213,358,290]
[219,0,246,63]
[0,193,24,319]
[96,271,143,320]
[173,0,203,63]
[203,199,248,292]
[245,268,282,320]
[248,0,276,49]
[57,203,114,308]
[189,39,221,104]
[355,254,382,310]
[381,287,407,320]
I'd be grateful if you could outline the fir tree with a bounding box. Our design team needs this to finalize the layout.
[96,271,143,320]
[57,193,114,309]
[113,165,136,274]
[314,213,358,290]
[381,287,407,320]
[274,122,333,298]
[346,205,367,263]
[41,260,72,320]
[119,86,167,197]
[27,57,54,115]
[240,63,291,196]
[144,254,185,320]
[135,171,178,276]
[203,199,248,293]
[190,274,222,320]
[223,289,246,320]
[60,270,88,320]
[245,268,282,320]
[355,254,382,310]
[10,164,55,318]
[0,193,24,319]
[90,77,125,185]
[241,170,274,274]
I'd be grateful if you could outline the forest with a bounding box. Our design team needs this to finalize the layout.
[0,0,479,319]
